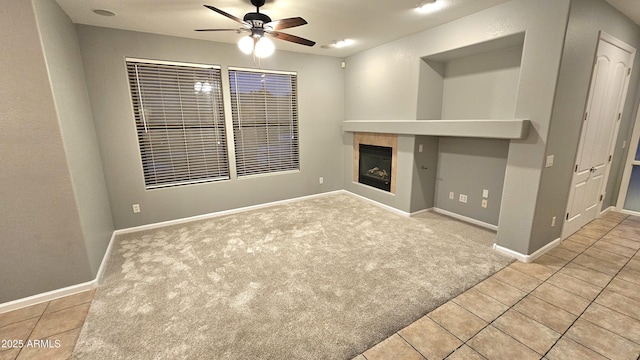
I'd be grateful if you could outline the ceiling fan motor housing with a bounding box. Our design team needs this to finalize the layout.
[244,12,272,28]
[250,0,266,8]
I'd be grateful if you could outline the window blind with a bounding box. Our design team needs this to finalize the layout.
[229,68,299,177]
[126,59,229,189]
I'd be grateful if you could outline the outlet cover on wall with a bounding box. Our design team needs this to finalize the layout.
[449,191,454,200]
[132,204,140,213]
[319,177,324,184]
[481,199,488,208]
[459,194,467,203]
[482,189,489,198]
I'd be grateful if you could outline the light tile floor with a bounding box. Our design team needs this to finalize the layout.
[0,290,94,360]
[1,213,639,360]
[356,211,640,360]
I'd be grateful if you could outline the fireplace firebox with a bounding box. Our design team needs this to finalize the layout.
[359,144,392,192]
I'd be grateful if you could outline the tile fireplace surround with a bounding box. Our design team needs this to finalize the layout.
[353,133,398,194]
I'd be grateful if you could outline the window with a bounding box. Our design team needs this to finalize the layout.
[229,68,299,177]
[126,58,229,189]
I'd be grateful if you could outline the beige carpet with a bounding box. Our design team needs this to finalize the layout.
[72,193,512,359]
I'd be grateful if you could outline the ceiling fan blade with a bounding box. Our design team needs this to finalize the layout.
[269,31,316,47]
[265,17,307,30]
[195,28,240,32]
[203,4,249,27]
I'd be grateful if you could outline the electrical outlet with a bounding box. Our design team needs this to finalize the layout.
[551,216,556,227]
[449,192,454,200]
[319,177,324,184]
[481,199,488,208]
[132,204,140,213]
[482,189,489,198]
[418,144,424,153]
[459,194,467,203]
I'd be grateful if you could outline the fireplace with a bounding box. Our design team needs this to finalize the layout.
[353,132,397,193]
[359,144,392,192]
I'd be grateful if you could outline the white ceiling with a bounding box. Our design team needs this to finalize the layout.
[55,0,640,58]
[55,0,513,58]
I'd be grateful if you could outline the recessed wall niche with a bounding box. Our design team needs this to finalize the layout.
[417,33,525,227]
[417,33,525,121]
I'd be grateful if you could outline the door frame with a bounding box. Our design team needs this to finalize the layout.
[598,32,636,213]
[616,102,640,215]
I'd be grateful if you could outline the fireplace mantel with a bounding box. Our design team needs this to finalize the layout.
[343,119,529,140]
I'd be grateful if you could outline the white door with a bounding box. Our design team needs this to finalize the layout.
[564,33,635,238]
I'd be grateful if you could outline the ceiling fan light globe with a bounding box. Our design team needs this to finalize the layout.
[416,0,443,13]
[238,36,255,54]
[255,36,275,58]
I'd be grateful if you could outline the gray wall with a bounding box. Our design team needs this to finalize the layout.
[344,0,572,255]
[411,136,439,213]
[32,0,114,277]
[0,0,93,303]
[435,138,509,226]
[433,44,521,226]
[535,0,640,252]
[75,26,345,229]
[441,46,522,120]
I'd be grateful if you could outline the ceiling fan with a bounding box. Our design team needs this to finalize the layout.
[196,0,316,51]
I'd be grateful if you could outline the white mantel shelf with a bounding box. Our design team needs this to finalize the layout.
[342,119,530,140]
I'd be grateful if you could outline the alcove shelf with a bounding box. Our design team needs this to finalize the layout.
[342,119,530,140]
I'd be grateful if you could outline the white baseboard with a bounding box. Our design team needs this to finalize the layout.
[336,194,498,230]
[342,190,412,217]
[115,190,345,235]
[599,206,617,216]
[493,237,561,263]
[410,208,433,216]
[619,209,640,216]
[95,231,117,284]
[432,208,498,231]
[0,280,97,314]
[0,230,119,314]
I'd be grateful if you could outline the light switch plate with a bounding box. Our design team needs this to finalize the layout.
[545,155,554,168]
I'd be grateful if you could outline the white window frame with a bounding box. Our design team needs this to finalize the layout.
[228,67,300,178]
[126,58,229,189]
